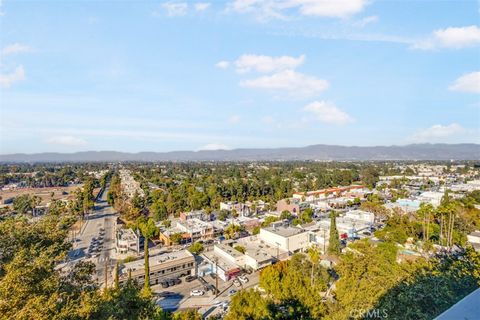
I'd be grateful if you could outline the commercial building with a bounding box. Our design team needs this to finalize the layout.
[176,218,214,242]
[117,250,195,286]
[259,225,310,253]
[200,248,242,281]
[292,185,366,202]
[115,227,140,255]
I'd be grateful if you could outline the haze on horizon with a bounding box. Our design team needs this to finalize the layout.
[0,0,479,154]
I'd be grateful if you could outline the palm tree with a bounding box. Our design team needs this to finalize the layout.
[307,246,321,286]
[138,218,159,295]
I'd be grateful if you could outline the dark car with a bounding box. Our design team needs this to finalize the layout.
[185,275,197,282]
[158,291,176,297]
[161,281,169,288]
[174,278,181,285]
[167,279,175,286]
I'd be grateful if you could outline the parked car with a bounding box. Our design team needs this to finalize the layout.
[158,291,176,297]
[238,276,249,284]
[174,278,181,285]
[167,279,175,286]
[209,273,216,279]
[161,281,169,288]
[233,279,242,287]
[185,275,197,282]
[190,290,204,296]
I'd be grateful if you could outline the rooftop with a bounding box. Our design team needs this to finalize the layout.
[215,243,244,258]
[121,250,193,275]
[262,225,306,238]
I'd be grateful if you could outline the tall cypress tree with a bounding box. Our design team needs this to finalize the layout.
[328,211,341,255]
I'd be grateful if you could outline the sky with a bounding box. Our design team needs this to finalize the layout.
[0,0,479,154]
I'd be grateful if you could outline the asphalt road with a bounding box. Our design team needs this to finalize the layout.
[154,271,260,315]
[69,186,117,285]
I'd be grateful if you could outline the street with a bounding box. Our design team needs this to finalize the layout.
[68,186,117,285]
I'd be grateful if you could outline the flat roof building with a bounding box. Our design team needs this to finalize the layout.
[118,250,195,286]
[259,225,309,253]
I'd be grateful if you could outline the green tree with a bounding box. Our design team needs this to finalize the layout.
[170,233,183,245]
[234,245,246,254]
[188,242,204,255]
[307,246,321,286]
[225,289,272,320]
[137,217,159,296]
[327,211,341,255]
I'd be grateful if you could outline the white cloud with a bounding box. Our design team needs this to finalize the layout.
[195,2,210,11]
[413,26,480,50]
[411,124,466,142]
[449,71,480,93]
[296,0,368,18]
[351,15,378,28]
[0,65,25,88]
[1,43,32,56]
[215,60,230,69]
[235,54,305,73]
[228,0,369,20]
[229,114,241,124]
[240,70,328,98]
[303,101,354,125]
[45,135,88,146]
[198,143,230,150]
[160,2,188,16]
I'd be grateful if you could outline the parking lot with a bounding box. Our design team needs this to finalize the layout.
[153,270,260,314]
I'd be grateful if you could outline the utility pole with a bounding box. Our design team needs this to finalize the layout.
[323,228,326,253]
[104,258,108,291]
[214,257,219,296]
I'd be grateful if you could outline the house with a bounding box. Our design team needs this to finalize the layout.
[179,210,208,222]
[220,201,251,217]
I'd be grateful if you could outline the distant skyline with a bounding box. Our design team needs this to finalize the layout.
[0,0,479,153]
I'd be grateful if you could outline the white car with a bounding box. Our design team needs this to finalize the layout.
[238,276,249,283]
[190,290,204,296]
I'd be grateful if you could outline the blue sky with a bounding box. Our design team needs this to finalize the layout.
[0,0,479,153]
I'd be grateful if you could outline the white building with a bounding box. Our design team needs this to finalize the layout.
[259,225,310,253]
[115,227,140,254]
[467,231,480,252]
[417,191,444,207]
[345,210,375,224]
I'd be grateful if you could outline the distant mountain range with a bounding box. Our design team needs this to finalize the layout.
[1,144,479,162]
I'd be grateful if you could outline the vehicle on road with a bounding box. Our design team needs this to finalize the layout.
[185,275,197,282]
[174,278,181,285]
[228,289,237,296]
[238,276,249,283]
[190,290,204,296]
[167,279,175,286]
[161,281,169,288]
[233,279,242,287]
